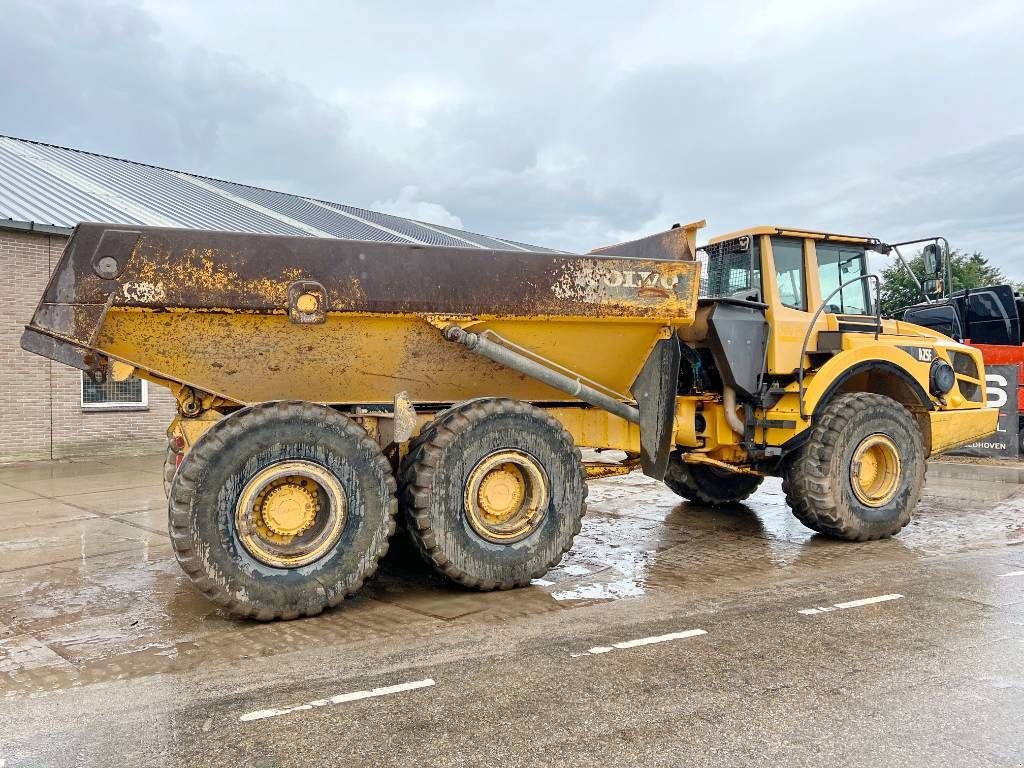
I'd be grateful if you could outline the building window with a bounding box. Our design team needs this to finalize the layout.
[81,372,149,411]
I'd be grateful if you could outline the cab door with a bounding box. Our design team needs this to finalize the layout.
[762,236,875,375]
[761,235,820,375]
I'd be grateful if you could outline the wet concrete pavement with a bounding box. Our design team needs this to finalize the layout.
[0,454,1022,766]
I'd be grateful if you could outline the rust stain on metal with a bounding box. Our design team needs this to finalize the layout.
[132,244,294,307]
[328,276,366,310]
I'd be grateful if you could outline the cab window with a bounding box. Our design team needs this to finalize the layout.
[727,235,762,301]
[770,237,806,310]
[702,236,761,301]
[816,243,868,314]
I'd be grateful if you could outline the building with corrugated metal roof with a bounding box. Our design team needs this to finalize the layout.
[0,135,549,463]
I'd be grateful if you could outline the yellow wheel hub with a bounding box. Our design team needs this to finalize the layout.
[476,467,527,522]
[465,451,548,543]
[259,482,319,537]
[850,434,902,507]
[236,461,346,568]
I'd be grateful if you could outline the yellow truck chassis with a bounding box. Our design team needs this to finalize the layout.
[20,220,996,619]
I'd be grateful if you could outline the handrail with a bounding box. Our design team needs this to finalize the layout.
[796,274,881,419]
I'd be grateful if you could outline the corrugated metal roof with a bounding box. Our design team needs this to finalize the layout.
[0,135,558,252]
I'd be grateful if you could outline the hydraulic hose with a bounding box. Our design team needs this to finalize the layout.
[443,325,640,424]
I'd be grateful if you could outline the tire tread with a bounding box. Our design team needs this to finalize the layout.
[399,398,586,590]
[782,392,925,541]
[167,401,397,620]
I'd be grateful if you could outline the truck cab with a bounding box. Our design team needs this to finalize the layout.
[903,283,1023,346]
[667,226,995,525]
[695,226,881,378]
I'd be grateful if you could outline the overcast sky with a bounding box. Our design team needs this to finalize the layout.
[2,0,1022,277]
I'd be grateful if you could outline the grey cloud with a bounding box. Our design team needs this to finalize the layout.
[811,135,1024,279]
[0,0,403,201]
[2,0,1023,276]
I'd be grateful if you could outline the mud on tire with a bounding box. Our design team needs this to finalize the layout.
[782,392,925,541]
[664,452,763,505]
[168,401,397,620]
[399,398,587,590]
[162,442,179,499]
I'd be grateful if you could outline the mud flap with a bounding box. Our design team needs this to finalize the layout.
[705,302,768,399]
[631,336,681,480]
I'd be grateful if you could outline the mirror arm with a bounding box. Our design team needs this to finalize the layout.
[891,245,930,304]
[884,235,952,303]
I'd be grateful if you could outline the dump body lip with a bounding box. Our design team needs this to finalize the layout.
[20,222,702,406]
[23,221,701,322]
[20,325,95,373]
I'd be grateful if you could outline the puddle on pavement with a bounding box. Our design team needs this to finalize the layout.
[1,455,1022,695]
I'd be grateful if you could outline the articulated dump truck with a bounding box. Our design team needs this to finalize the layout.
[21,220,996,620]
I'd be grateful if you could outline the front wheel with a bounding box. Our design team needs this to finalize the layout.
[782,393,925,541]
[664,453,763,505]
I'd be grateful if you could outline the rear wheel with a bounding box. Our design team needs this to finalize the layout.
[664,453,762,505]
[782,393,924,541]
[168,401,397,620]
[399,398,586,590]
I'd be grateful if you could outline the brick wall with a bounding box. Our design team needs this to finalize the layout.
[0,229,177,463]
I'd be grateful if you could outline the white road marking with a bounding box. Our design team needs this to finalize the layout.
[613,630,707,649]
[570,629,706,657]
[239,678,435,722]
[799,593,903,615]
[1000,570,1024,578]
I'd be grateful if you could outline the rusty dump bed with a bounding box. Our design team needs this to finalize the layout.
[21,223,702,407]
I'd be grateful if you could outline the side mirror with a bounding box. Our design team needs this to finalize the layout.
[923,277,944,296]
[922,243,943,276]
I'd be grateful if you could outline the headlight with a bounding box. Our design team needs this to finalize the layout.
[929,359,956,396]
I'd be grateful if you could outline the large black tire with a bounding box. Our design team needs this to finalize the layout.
[399,398,587,590]
[162,442,179,499]
[782,392,925,541]
[664,453,763,505]
[168,401,397,620]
